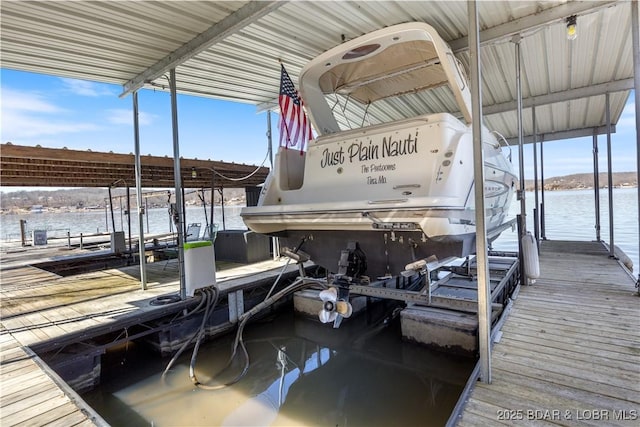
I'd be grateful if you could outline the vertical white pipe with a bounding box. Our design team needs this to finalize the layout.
[133,91,147,290]
[468,0,491,384]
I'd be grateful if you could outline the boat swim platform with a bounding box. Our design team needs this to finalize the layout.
[0,255,302,426]
[454,240,639,427]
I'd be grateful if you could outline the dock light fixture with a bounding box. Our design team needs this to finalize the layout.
[566,15,577,41]
[191,167,197,179]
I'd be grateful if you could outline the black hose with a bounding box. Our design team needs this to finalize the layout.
[190,278,326,390]
[162,287,218,378]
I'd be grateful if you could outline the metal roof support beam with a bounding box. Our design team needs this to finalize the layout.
[468,0,492,385]
[484,78,634,116]
[505,124,617,145]
[120,1,285,97]
[450,1,618,53]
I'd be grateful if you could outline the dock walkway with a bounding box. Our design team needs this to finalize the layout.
[456,240,639,426]
[0,246,297,426]
[0,328,107,426]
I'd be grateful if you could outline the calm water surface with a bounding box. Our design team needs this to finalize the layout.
[82,311,473,427]
[493,188,638,275]
[2,189,637,274]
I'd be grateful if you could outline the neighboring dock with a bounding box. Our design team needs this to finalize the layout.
[0,246,301,426]
[455,240,639,426]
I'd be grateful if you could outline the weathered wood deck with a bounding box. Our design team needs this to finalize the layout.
[0,327,108,426]
[0,246,298,426]
[456,240,640,426]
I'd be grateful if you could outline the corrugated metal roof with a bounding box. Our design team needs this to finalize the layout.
[1,0,634,142]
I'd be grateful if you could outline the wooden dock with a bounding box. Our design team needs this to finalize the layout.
[0,246,300,426]
[455,240,639,426]
[0,329,108,426]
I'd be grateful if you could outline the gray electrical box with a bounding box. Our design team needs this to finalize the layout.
[32,230,47,246]
[111,231,126,254]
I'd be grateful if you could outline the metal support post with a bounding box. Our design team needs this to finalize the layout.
[210,175,215,240]
[540,136,547,240]
[133,91,147,290]
[267,110,280,259]
[126,185,132,253]
[532,106,540,245]
[631,0,640,291]
[513,34,528,285]
[468,0,491,384]
[169,69,186,300]
[514,36,526,236]
[605,93,615,258]
[107,187,116,234]
[592,131,601,242]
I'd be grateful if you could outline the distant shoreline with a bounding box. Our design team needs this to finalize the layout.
[1,171,636,211]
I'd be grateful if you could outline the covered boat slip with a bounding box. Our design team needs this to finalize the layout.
[454,240,639,426]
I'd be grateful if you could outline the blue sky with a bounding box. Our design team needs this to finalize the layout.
[1,68,637,192]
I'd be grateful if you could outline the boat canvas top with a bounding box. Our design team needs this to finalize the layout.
[299,22,473,136]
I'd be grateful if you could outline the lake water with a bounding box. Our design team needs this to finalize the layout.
[492,188,638,276]
[2,188,638,275]
[82,311,473,427]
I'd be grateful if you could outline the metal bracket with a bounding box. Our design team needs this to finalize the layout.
[228,290,244,323]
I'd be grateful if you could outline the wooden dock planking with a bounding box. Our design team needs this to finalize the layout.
[0,333,106,426]
[456,241,640,426]
[1,248,297,427]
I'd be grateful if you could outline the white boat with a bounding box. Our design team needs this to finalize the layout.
[242,22,518,279]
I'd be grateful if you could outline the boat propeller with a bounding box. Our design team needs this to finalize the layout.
[318,287,352,328]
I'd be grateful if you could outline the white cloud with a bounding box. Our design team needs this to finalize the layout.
[105,108,156,126]
[1,88,100,141]
[60,78,114,97]
[1,88,64,113]
[1,110,100,139]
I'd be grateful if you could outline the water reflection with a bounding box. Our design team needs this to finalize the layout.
[84,311,473,427]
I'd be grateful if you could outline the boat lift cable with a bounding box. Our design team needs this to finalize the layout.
[190,277,327,390]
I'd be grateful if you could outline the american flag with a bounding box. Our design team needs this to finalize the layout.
[279,64,313,153]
